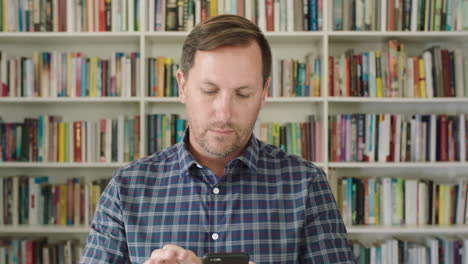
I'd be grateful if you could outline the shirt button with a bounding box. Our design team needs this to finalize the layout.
[211,233,219,240]
[196,163,203,168]
[212,187,220,194]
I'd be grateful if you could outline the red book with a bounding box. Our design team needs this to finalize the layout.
[102,60,108,96]
[388,0,395,31]
[99,0,106,32]
[201,0,207,22]
[441,50,452,97]
[440,115,448,161]
[238,0,244,17]
[74,122,82,162]
[266,0,274,31]
[67,178,74,225]
[76,53,82,97]
[329,56,334,96]
[300,123,306,159]
[26,240,34,264]
[389,115,396,162]
[345,56,351,96]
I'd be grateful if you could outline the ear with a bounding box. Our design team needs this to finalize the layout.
[260,76,271,108]
[176,69,187,104]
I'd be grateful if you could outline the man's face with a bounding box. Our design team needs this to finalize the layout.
[177,41,270,159]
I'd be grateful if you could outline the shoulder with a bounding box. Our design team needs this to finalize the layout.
[111,144,181,184]
[256,139,325,182]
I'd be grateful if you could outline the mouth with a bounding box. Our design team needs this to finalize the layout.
[209,129,235,134]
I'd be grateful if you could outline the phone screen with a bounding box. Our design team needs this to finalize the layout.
[202,252,249,264]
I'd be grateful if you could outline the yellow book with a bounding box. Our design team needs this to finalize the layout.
[157,56,165,97]
[375,51,383,97]
[58,122,65,162]
[419,58,427,98]
[439,184,446,225]
[91,184,101,215]
[116,54,122,96]
[59,184,67,225]
[89,57,98,97]
[210,0,218,17]
[272,123,280,147]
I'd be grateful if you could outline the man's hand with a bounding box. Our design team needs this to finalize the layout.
[144,244,201,264]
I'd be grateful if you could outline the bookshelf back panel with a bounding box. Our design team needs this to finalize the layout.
[0,168,115,182]
[334,168,468,182]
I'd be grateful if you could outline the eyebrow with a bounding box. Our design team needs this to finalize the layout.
[202,81,251,91]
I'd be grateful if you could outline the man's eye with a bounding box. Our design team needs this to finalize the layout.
[203,90,216,95]
[237,93,250,98]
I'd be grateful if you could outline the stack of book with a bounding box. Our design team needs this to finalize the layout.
[147,0,323,32]
[146,113,186,155]
[336,176,468,226]
[0,0,141,32]
[0,115,141,163]
[259,114,322,162]
[147,56,179,97]
[328,113,467,162]
[0,176,109,226]
[0,51,141,98]
[328,40,468,97]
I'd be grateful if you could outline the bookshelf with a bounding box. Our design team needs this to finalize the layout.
[1,0,468,257]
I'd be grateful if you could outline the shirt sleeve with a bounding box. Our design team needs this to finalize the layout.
[300,169,355,263]
[80,171,131,264]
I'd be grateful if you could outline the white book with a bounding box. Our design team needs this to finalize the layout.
[378,114,390,162]
[70,53,76,98]
[53,0,58,32]
[258,0,266,32]
[430,114,437,162]
[410,116,416,161]
[218,0,225,14]
[356,0,364,30]
[414,115,421,161]
[369,51,376,97]
[8,60,14,97]
[12,176,18,225]
[405,179,418,225]
[76,0,82,32]
[128,0,134,32]
[460,114,466,162]
[382,178,392,226]
[418,181,428,225]
[464,58,468,97]
[0,52,7,94]
[280,0,287,31]
[126,56,132,97]
[394,114,401,162]
[69,0,76,32]
[28,177,38,225]
[410,0,418,31]
[224,0,231,15]
[122,0,128,32]
[286,0,294,32]
[464,240,468,264]
[122,56,128,97]
[274,0,280,32]
[148,0,155,31]
[65,240,72,264]
[112,0,118,32]
[370,247,376,264]
[455,49,464,97]
[423,51,434,98]
[381,0,387,31]
[421,121,427,161]
[195,0,201,27]
[105,118,112,162]
[456,179,467,224]
[381,242,387,264]
[118,115,125,163]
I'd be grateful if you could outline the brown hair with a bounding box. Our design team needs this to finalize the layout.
[180,15,272,86]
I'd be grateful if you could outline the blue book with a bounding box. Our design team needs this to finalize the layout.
[82,60,88,97]
[296,63,306,97]
[38,115,44,161]
[309,0,318,31]
[175,119,186,143]
[362,52,369,96]
[334,0,343,30]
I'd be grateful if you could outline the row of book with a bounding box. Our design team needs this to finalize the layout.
[351,238,468,264]
[270,54,321,97]
[1,176,109,226]
[0,115,141,163]
[0,51,141,98]
[0,0,140,32]
[328,114,468,162]
[146,114,186,154]
[329,41,468,98]
[332,0,468,32]
[385,0,468,32]
[258,115,322,162]
[0,238,82,264]
[335,177,468,226]
[147,56,179,97]
[148,0,323,32]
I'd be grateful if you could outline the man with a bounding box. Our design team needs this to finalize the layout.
[81,15,353,264]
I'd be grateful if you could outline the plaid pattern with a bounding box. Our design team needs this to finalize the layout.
[81,133,353,263]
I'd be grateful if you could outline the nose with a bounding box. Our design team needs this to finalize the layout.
[214,93,233,122]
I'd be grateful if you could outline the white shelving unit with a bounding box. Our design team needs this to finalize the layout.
[1,2,467,243]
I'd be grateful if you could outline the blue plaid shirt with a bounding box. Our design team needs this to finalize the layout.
[81,133,353,263]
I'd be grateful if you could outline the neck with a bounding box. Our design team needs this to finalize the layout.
[187,136,249,178]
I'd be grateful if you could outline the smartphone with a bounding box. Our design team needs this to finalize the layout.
[202,252,249,264]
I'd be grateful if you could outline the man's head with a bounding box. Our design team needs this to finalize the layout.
[177,15,272,160]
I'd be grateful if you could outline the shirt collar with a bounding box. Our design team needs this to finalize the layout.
[176,128,259,176]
